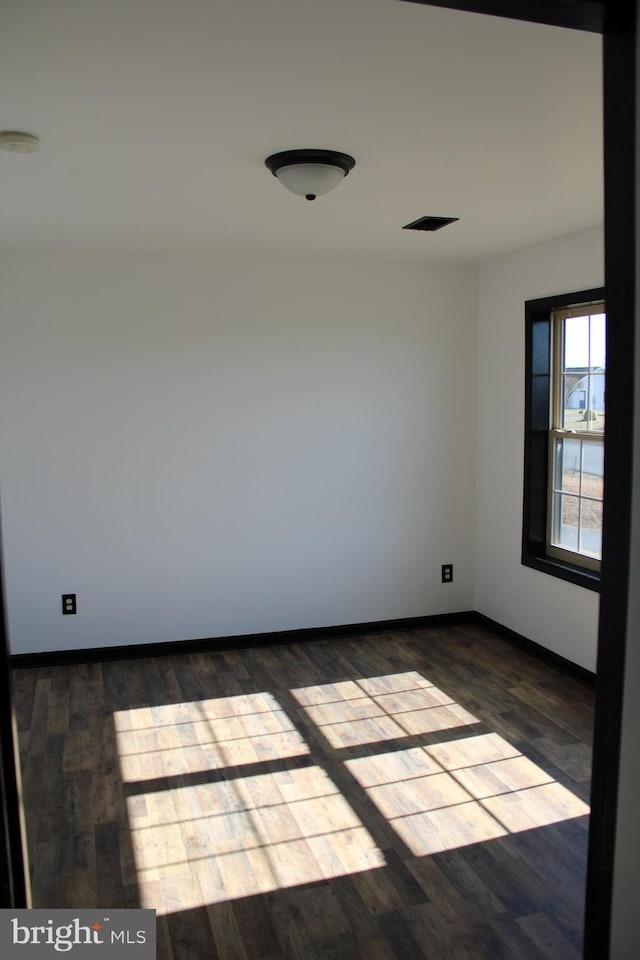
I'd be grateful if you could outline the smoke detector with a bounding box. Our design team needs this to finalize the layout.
[0,131,40,154]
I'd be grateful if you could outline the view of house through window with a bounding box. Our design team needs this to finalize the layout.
[548,302,606,568]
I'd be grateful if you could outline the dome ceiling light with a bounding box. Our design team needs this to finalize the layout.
[265,149,356,201]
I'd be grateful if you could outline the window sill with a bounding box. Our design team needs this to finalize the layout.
[521,551,600,592]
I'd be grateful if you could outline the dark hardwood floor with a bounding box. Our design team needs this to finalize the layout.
[12,624,594,959]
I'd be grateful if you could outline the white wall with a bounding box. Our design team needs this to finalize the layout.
[0,251,477,654]
[475,225,604,672]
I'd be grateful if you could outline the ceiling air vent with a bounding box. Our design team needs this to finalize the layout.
[403,216,459,232]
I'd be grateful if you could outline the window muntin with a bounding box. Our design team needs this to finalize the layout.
[547,302,605,570]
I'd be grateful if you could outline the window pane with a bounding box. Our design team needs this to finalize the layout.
[590,313,606,368]
[561,310,606,434]
[581,441,604,500]
[563,374,589,429]
[554,437,581,493]
[579,499,603,560]
[554,493,579,552]
[564,315,590,368]
[589,373,605,430]
[550,437,603,562]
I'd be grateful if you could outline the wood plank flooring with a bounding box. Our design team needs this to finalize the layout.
[12,624,594,959]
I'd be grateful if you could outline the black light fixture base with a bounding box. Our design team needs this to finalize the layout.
[265,149,356,178]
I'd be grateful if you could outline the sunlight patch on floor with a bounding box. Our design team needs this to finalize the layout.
[126,765,384,913]
[115,695,385,915]
[116,676,589,916]
[115,693,309,782]
[291,672,479,747]
[345,732,590,856]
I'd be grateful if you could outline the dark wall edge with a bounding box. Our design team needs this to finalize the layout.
[11,610,595,688]
[398,0,605,33]
[10,612,476,667]
[584,3,637,956]
[473,613,596,686]
[0,511,30,907]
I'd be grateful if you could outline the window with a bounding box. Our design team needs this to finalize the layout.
[522,288,605,591]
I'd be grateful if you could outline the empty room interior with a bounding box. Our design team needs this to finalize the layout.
[0,1,613,958]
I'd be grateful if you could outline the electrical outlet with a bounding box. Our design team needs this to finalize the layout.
[62,593,77,615]
[441,564,453,583]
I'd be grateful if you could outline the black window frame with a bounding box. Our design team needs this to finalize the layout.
[522,287,605,592]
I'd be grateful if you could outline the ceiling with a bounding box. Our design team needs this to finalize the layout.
[0,0,603,264]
